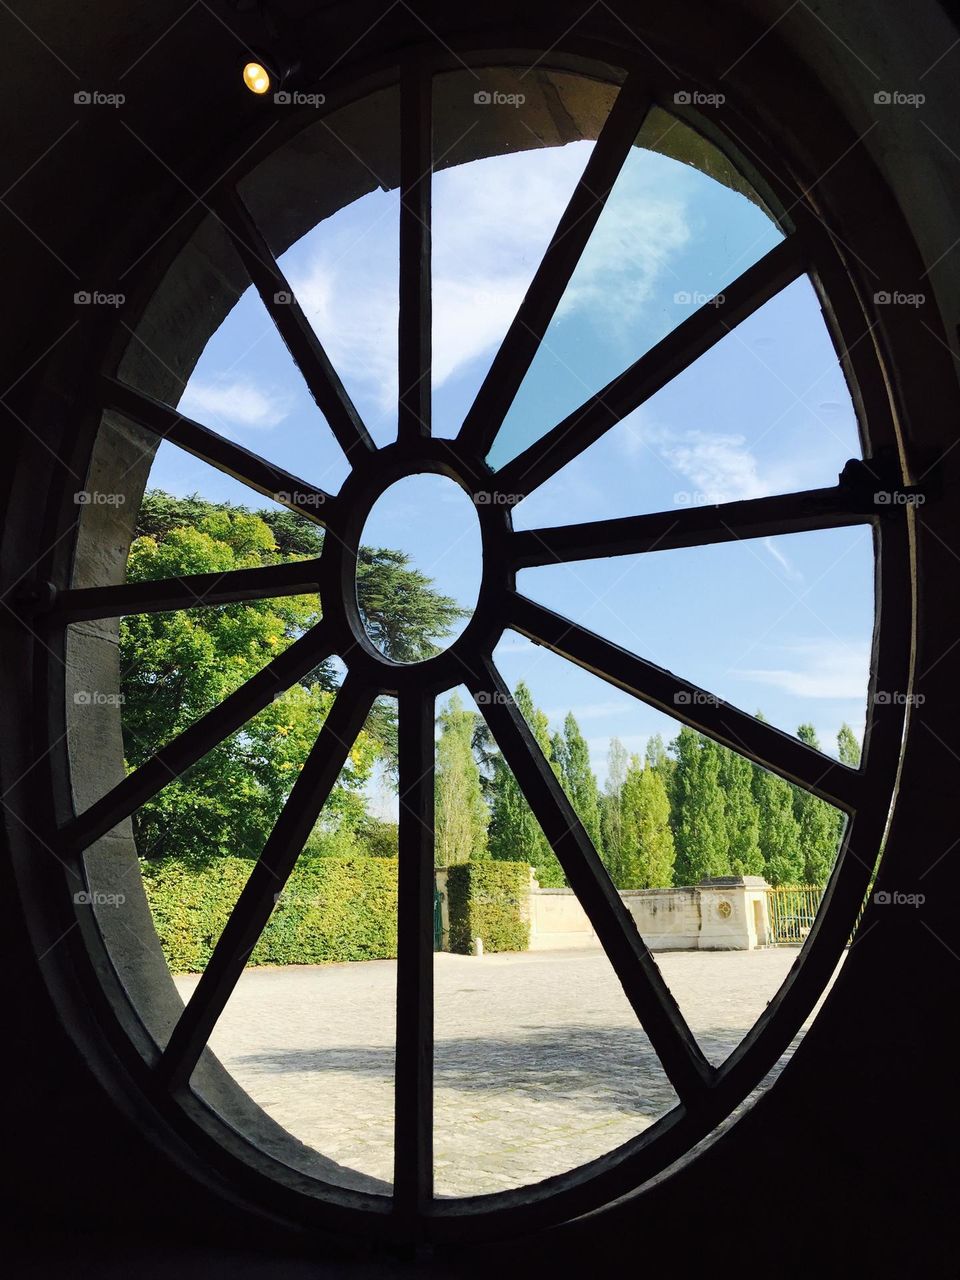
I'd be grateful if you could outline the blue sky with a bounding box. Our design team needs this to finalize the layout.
[147,127,874,789]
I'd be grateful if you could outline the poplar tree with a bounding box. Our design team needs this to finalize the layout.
[752,763,803,885]
[600,737,629,884]
[484,682,565,886]
[672,728,729,883]
[793,723,841,884]
[554,712,604,856]
[837,723,861,766]
[645,733,676,813]
[620,756,676,888]
[718,746,764,876]
[434,693,488,867]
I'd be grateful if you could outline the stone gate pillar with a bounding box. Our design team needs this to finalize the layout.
[698,876,771,950]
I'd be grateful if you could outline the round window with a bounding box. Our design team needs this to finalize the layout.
[41,45,910,1244]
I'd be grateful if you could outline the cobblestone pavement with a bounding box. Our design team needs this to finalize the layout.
[175,947,838,1198]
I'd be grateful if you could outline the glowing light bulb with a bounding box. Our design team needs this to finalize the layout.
[243,62,271,95]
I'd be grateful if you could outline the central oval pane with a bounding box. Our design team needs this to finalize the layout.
[357,473,482,661]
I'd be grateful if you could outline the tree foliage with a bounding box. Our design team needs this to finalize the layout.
[483,682,565,886]
[672,728,729,883]
[553,711,603,853]
[435,693,488,866]
[122,492,461,864]
[619,755,676,888]
[793,723,844,884]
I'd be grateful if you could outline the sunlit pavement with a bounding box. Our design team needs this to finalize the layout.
[175,946,838,1198]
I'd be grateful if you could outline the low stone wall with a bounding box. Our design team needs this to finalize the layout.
[528,876,772,952]
[621,888,701,950]
[434,871,773,953]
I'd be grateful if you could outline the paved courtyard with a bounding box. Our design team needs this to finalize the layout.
[175,947,837,1198]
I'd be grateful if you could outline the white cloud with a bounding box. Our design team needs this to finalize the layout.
[556,165,690,328]
[735,639,870,700]
[762,537,803,581]
[291,258,399,413]
[179,377,292,429]
[661,429,766,503]
[615,413,814,576]
[431,274,528,387]
[284,142,693,411]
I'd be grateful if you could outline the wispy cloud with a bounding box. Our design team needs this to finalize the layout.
[556,159,690,330]
[762,537,803,581]
[618,413,813,576]
[179,377,292,429]
[735,638,870,700]
[285,143,693,412]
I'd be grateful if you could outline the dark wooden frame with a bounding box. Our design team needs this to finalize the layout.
[30,46,914,1247]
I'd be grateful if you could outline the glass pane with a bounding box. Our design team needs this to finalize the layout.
[487,110,784,469]
[513,276,861,529]
[183,702,398,1191]
[117,212,350,498]
[485,635,851,1072]
[176,283,351,497]
[516,526,875,745]
[433,686,675,1195]
[431,68,618,437]
[357,473,482,660]
[242,87,402,449]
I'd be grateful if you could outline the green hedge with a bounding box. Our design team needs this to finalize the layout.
[141,854,398,973]
[446,861,530,955]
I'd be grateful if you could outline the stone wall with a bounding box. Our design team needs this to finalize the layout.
[527,875,772,952]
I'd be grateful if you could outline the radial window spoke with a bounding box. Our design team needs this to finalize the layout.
[393,689,436,1215]
[158,674,377,1088]
[511,483,874,568]
[62,623,334,851]
[516,524,875,750]
[479,109,789,473]
[467,656,711,1103]
[457,76,650,459]
[508,594,863,811]
[430,69,618,441]
[51,559,322,621]
[214,188,375,463]
[102,377,334,523]
[398,58,433,443]
[511,272,863,538]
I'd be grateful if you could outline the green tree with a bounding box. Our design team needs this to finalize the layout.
[121,508,378,862]
[121,493,462,863]
[484,682,565,886]
[671,728,729,883]
[553,712,604,856]
[645,733,676,816]
[619,756,676,888]
[435,693,488,866]
[837,722,861,766]
[793,724,841,884]
[752,764,803,885]
[718,746,763,876]
[354,814,399,858]
[600,737,629,883]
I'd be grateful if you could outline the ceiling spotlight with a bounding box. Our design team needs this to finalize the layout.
[243,61,271,95]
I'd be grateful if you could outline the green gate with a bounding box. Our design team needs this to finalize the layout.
[433,882,444,951]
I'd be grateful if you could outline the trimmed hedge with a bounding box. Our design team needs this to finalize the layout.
[141,854,398,973]
[447,861,530,954]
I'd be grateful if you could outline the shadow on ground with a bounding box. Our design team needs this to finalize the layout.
[232,1023,803,1115]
